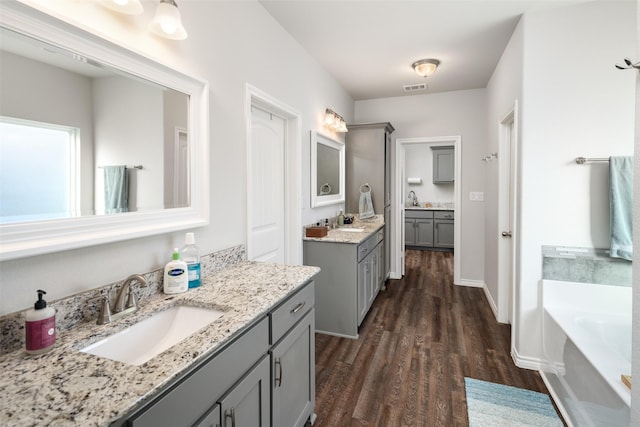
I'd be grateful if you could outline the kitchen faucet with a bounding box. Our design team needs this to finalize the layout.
[408,191,419,206]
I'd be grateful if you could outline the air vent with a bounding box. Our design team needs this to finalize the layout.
[403,83,427,92]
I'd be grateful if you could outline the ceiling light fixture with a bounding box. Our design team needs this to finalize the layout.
[324,109,348,133]
[412,59,440,78]
[98,0,144,15]
[149,0,188,40]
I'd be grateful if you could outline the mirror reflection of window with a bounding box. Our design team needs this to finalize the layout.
[316,142,340,196]
[0,117,79,223]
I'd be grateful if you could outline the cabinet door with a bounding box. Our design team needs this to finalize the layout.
[367,248,378,309]
[357,257,370,325]
[272,310,315,427]
[404,218,416,246]
[434,220,454,248]
[416,219,434,247]
[219,356,270,427]
[194,404,220,427]
[432,147,454,183]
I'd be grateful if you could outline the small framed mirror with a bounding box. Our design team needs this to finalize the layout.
[310,131,345,208]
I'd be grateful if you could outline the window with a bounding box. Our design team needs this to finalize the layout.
[0,117,80,223]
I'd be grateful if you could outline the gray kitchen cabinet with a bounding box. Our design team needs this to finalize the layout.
[431,146,455,184]
[405,210,454,250]
[405,210,434,248]
[271,309,315,427]
[345,123,394,281]
[434,211,454,249]
[304,227,384,338]
[219,356,270,427]
[122,281,316,427]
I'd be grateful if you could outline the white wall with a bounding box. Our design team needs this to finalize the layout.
[93,76,164,213]
[0,0,353,315]
[355,88,486,284]
[489,1,636,363]
[404,144,454,205]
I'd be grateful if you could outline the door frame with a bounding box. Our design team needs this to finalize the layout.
[394,136,461,285]
[245,84,302,264]
[497,102,519,329]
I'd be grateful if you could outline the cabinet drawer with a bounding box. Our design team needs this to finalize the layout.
[405,209,434,219]
[271,281,314,345]
[357,230,383,262]
[434,210,454,219]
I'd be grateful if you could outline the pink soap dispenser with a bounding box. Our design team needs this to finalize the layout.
[25,290,56,355]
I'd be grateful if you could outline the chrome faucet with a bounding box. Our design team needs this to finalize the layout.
[94,274,147,325]
[408,190,419,206]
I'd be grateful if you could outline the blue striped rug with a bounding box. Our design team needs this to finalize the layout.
[464,378,563,426]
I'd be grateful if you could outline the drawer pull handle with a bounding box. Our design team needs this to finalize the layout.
[275,358,283,387]
[225,408,236,427]
[291,301,306,314]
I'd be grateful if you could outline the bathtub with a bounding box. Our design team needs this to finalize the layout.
[541,280,631,427]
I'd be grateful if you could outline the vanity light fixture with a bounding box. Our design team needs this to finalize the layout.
[324,108,348,133]
[98,0,144,15]
[149,0,188,40]
[412,59,440,78]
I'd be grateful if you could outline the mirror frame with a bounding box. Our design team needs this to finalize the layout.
[310,131,345,208]
[0,2,209,261]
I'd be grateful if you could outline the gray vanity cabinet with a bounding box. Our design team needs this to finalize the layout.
[432,146,455,183]
[194,404,220,427]
[305,228,383,338]
[271,310,315,427]
[122,281,316,427]
[219,355,270,427]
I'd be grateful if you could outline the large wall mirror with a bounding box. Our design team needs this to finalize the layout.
[0,2,209,260]
[310,131,344,208]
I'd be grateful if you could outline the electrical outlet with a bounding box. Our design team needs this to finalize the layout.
[470,192,484,201]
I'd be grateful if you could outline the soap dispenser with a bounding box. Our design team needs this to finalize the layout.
[25,290,56,355]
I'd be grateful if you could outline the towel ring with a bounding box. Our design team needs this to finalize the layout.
[319,183,332,195]
[359,183,371,193]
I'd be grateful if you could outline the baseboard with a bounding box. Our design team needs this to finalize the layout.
[314,329,358,340]
[481,284,499,320]
[511,346,543,371]
[539,371,575,427]
[454,278,484,288]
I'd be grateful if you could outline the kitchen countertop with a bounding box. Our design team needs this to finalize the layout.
[303,214,385,244]
[405,206,454,211]
[0,261,319,426]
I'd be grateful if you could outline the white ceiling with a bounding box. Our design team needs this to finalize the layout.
[259,0,582,100]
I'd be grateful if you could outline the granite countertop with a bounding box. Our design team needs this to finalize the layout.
[405,206,454,211]
[0,261,319,426]
[303,214,385,244]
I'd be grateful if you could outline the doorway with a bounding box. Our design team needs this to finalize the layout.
[497,103,518,325]
[245,85,302,264]
[395,136,461,284]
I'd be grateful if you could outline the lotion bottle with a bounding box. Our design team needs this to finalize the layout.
[25,290,56,355]
[164,248,188,294]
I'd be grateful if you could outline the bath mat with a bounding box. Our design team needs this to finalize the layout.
[464,377,563,427]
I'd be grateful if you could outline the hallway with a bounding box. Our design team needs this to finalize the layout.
[312,250,552,426]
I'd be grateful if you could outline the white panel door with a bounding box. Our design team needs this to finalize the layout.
[248,106,285,263]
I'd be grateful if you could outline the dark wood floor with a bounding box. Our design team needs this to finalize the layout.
[311,249,552,426]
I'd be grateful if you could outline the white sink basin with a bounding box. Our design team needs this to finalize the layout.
[81,305,226,366]
[340,227,365,233]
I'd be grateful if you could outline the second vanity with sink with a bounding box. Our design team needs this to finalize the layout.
[0,260,319,427]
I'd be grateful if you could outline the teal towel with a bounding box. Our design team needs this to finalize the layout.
[104,166,129,214]
[609,156,633,261]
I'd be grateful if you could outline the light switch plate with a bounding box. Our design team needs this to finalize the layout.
[470,192,484,201]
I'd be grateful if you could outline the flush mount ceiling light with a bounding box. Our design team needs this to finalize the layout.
[412,59,440,78]
[149,0,188,40]
[98,0,144,15]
